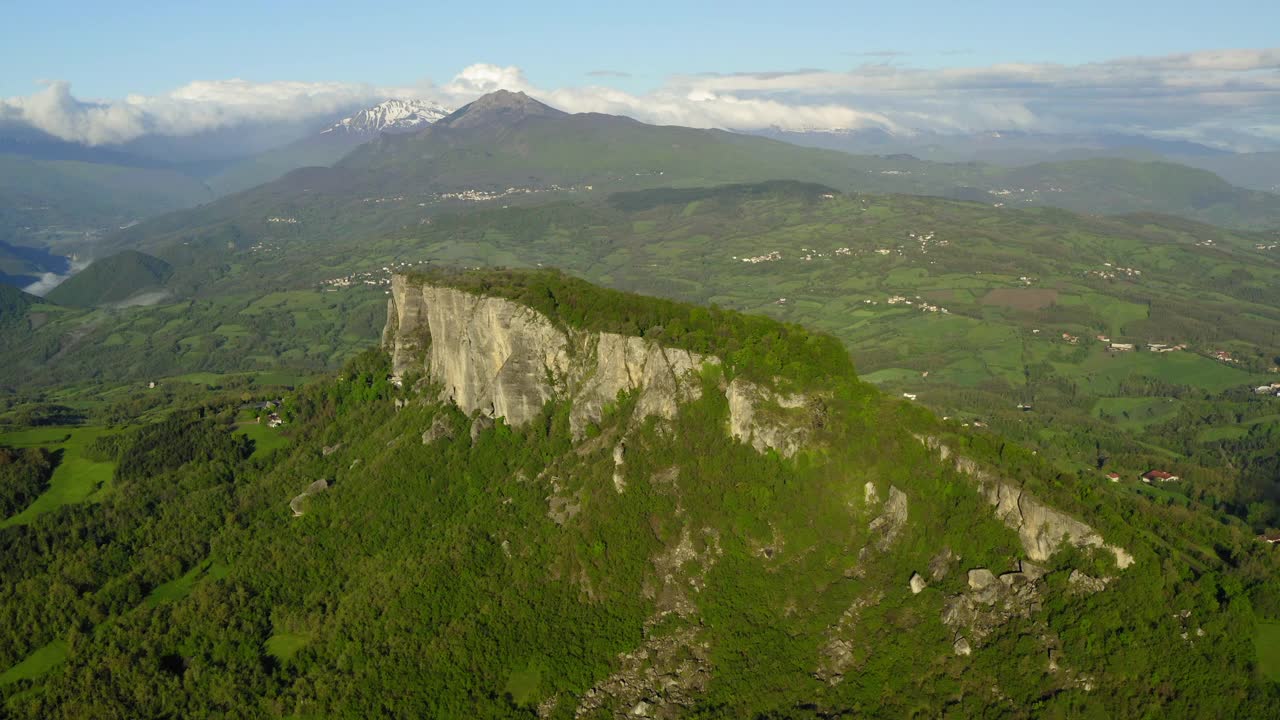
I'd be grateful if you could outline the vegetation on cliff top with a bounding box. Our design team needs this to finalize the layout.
[404,266,854,387]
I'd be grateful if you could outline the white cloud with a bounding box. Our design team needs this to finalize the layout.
[441,64,534,96]
[427,51,1279,147]
[0,78,408,145]
[21,258,91,297]
[2,48,1278,150]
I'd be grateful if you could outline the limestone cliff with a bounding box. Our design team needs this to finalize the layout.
[917,435,1134,569]
[384,275,808,452]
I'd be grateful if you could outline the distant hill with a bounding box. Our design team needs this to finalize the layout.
[202,133,369,197]
[998,158,1280,228]
[0,154,212,250]
[205,99,452,196]
[100,91,1280,261]
[1179,151,1280,193]
[46,250,172,307]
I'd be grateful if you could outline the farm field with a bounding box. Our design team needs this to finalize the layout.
[0,426,116,528]
[236,421,291,458]
[5,185,1280,510]
[1257,622,1280,683]
[0,641,67,687]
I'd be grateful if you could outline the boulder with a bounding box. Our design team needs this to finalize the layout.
[289,479,330,517]
[909,572,928,594]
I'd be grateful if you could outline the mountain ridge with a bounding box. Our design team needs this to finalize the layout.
[321,98,451,136]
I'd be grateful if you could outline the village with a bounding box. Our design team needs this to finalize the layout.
[433,183,593,203]
[1085,262,1142,280]
[321,259,430,291]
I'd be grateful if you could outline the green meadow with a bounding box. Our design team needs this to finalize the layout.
[0,426,116,527]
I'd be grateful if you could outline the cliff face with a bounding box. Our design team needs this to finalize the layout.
[385,275,805,451]
[918,435,1135,569]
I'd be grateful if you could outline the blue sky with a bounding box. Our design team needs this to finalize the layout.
[3,0,1277,97]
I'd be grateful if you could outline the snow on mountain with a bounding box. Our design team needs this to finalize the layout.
[323,99,451,136]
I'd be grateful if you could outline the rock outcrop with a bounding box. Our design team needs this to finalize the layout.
[725,379,812,458]
[289,479,329,516]
[917,435,1134,570]
[385,276,816,455]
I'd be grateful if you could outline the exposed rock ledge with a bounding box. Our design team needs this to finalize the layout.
[384,276,813,456]
[917,435,1134,570]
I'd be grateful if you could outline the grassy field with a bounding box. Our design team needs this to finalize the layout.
[6,186,1280,511]
[265,632,313,663]
[1257,621,1280,683]
[145,560,231,606]
[236,422,291,458]
[505,661,544,706]
[0,640,67,687]
[0,426,116,528]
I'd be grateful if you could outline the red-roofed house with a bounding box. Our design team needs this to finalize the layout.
[1142,470,1180,483]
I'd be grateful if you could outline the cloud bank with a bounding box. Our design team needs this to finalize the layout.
[3,48,1278,150]
[0,79,408,145]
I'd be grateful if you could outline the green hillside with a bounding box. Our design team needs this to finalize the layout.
[97,92,1280,261]
[0,284,39,323]
[204,134,369,197]
[1,274,1275,717]
[6,182,1280,529]
[46,250,173,307]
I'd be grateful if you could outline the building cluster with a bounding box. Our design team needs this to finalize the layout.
[910,231,947,254]
[1105,469,1197,485]
[886,295,949,313]
[736,251,783,264]
[434,184,592,203]
[321,260,429,290]
[1086,262,1142,280]
[266,217,299,224]
[362,195,406,204]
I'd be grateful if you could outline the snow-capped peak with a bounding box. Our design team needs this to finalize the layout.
[323,99,451,136]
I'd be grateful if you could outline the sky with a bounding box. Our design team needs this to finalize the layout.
[2,1,1279,149]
